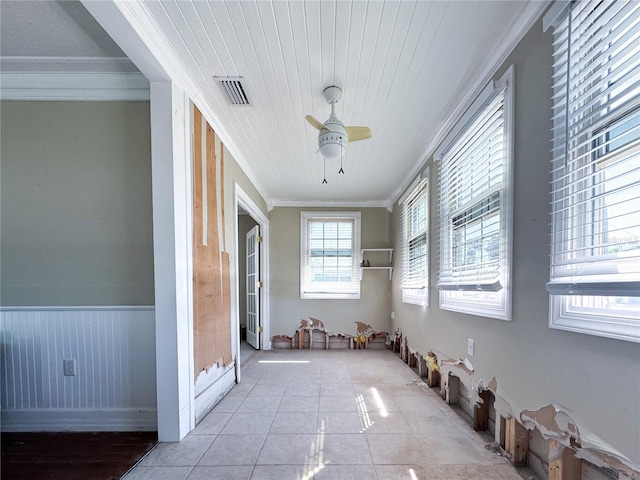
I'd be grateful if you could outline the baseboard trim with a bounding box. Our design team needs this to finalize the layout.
[1,408,157,432]
[194,367,236,424]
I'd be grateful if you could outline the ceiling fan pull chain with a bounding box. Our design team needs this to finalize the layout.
[322,157,328,184]
[339,138,344,174]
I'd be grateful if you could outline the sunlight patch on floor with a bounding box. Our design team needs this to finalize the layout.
[356,394,374,433]
[258,360,311,364]
[371,387,388,417]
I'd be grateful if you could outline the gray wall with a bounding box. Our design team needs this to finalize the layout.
[1,101,154,306]
[237,214,258,327]
[269,207,391,337]
[224,145,269,218]
[390,19,640,464]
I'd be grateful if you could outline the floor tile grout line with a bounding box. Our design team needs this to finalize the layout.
[127,349,523,479]
[182,465,195,480]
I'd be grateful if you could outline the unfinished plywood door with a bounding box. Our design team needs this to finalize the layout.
[193,107,232,381]
[246,225,260,349]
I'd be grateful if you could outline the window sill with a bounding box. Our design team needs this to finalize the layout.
[402,298,429,307]
[402,289,429,306]
[550,297,640,343]
[301,293,361,300]
[439,292,511,321]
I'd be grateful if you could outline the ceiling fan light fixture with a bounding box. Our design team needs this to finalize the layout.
[318,131,346,160]
[318,142,345,160]
[304,85,371,163]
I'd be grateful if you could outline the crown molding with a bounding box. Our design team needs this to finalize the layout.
[0,72,150,101]
[389,0,551,207]
[1,56,139,74]
[96,0,272,207]
[270,199,392,212]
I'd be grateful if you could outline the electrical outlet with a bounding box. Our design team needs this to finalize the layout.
[63,359,77,376]
[467,338,475,356]
[391,311,395,320]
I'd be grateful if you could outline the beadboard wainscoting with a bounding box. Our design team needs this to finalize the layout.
[0,307,157,432]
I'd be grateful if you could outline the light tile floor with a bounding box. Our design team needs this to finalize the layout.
[123,349,522,480]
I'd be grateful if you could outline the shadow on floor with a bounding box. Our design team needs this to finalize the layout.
[240,339,258,365]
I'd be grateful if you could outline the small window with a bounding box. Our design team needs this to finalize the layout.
[400,173,429,306]
[436,67,514,320]
[546,0,640,342]
[300,212,361,299]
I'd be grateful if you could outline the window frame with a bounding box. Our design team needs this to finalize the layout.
[545,0,640,343]
[300,211,361,300]
[435,66,514,321]
[399,170,430,306]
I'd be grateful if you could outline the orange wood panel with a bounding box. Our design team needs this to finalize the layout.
[192,107,232,380]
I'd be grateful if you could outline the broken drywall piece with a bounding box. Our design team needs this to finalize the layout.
[520,404,579,442]
[575,449,640,480]
[441,357,474,374]
[440,357,475,390]
[488,376,498,393]
[463,358,474,371]
[355,321,375,336]
[520,404,640,478]
[392,328,402,349]
[355,322,388,340]
[272,319,388,350]
[400,334,408,361]
[440,356,476,406]
[481,376,515,421]
[354,322,388,349]
[408,378,430,390]
[271,335,294,349]
[297,317,326,332]
[392,335,640,479]
[296,318,329,349]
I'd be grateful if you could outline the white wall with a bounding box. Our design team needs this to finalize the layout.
[0,307,156,431]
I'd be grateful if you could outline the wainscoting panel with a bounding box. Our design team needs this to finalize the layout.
[0,307,157,431]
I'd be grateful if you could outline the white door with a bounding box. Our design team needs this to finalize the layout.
[246,225,260,349]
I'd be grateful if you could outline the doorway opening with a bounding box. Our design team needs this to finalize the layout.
[235,184,270,376]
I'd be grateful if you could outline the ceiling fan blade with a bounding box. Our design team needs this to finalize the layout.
[305,115,324,130]
[345,126,372,142]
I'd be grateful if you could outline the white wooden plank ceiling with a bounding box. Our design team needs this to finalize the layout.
[2,0,547,207]
[139,0,544,206]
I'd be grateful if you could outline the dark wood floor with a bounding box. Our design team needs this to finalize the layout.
[1,432,157,480]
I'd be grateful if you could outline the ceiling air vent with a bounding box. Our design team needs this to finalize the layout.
[215,77,250,106]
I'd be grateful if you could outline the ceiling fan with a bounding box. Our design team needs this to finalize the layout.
[305,86,372,163]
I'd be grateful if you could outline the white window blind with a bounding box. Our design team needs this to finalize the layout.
[401,178,428,290]
[547,0,640,298]
[437,90,507,292]
[300,212,361,299]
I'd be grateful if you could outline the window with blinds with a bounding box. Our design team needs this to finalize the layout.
[400,175,429,306]
[545,0,640,342]
[436,67,513,320]
[300,212,361,299]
